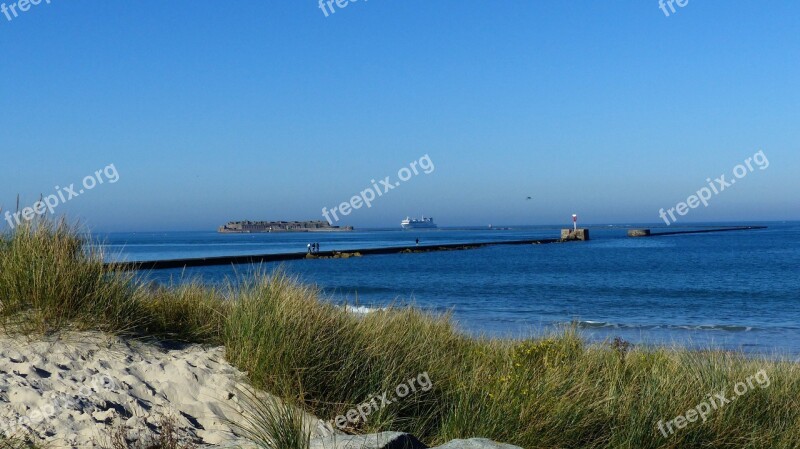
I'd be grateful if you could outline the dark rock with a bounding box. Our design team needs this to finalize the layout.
[432,439,523,449]
[309,432,427,449]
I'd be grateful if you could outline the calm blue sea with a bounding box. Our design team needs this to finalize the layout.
[100,223,800,356]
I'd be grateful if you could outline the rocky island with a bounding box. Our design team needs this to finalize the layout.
[218,220,353,233]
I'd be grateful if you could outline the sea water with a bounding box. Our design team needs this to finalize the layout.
[100,222,800,356]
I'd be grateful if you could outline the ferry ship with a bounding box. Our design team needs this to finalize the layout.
[401,216,437,230]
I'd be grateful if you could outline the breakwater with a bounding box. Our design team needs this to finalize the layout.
[109,225,767,270]
[111,238,562,270]
[628,225,767,237]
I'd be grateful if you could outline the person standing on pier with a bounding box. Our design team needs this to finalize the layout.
[307,243,312,254]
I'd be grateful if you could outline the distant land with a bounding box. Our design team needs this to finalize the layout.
[217,220,353,233]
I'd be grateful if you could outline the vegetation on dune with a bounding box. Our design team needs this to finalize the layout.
[0,436,39,449]
[2,220,800,448]
[0,220,142,334]
[108,415,197,449]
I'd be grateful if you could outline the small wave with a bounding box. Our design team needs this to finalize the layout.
[341,305,387,314]
[575,321,754,332]
[579,320,612,328]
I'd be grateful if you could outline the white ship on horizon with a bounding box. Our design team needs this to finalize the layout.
[401,216,437,230]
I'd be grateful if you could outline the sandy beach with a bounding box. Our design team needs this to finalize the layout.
[0,332,336,448]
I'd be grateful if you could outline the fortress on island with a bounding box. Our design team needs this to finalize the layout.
[218,220,353,233]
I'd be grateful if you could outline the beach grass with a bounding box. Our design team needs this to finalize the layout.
[2,220,800,448]
[231,387,311,449]
[0,219,142,335]
[0,436,39,449]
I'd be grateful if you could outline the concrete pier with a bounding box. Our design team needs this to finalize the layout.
[110,237,563,270]
[627,226,766,238]
[561,228,590,241]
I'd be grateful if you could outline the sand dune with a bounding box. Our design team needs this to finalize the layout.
[0,332,336,448]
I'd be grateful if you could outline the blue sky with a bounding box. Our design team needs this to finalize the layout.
[1,1,798,231]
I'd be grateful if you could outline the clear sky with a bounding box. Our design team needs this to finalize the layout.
[1,1,798,231]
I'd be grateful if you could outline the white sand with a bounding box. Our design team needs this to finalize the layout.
[0,332,336,448]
